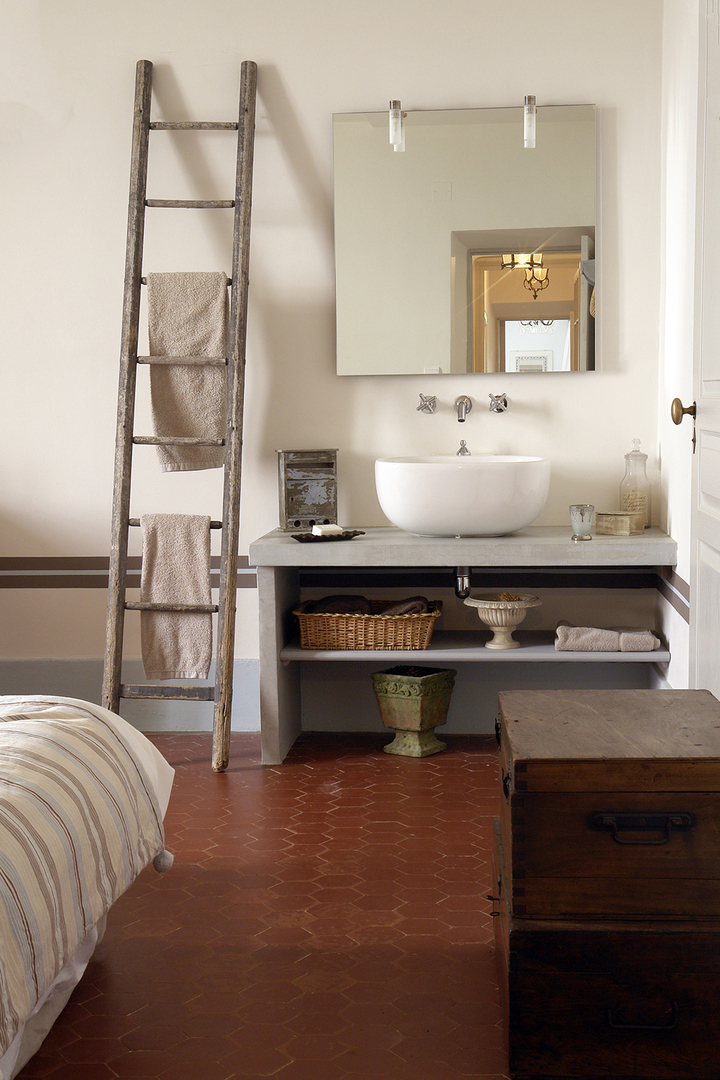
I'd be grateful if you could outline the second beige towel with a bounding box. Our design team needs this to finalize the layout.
[147,272,228,472]
[140,514,213,680]
[555,622,661,652]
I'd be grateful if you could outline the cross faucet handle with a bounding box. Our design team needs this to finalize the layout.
[416,394,437,414]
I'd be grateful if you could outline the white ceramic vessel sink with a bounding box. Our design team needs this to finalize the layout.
[375,455,551,537]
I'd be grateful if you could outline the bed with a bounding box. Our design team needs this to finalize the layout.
[0,695,174,1080]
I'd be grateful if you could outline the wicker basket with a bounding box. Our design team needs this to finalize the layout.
[294,600,443,650]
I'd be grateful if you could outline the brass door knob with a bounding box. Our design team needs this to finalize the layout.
[671,398,696,425]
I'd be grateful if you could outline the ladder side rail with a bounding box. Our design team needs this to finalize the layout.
[212,60,258,772]
[101,59,153,714]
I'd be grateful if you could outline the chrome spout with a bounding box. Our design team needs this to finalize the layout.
[454,395,472,422]
[455,566,471,599]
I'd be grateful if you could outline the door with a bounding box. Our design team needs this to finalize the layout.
[691,2,720,696]
[574,234,595,372]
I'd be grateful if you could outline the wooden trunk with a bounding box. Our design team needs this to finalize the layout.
[495,689,720,1078]
[493,822,720,1080]
[497,689,720,920]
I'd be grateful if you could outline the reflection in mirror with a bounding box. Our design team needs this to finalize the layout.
[333,105,596,375]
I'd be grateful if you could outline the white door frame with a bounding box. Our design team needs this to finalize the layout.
[690,0,720,695]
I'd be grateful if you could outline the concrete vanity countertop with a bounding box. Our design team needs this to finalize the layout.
[249,525,677,569]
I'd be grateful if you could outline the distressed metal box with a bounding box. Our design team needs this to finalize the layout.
[595,510,645,535]
[277,449,338,530]
[497,689,720,921]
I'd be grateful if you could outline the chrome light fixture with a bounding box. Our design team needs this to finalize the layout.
[524,95,536,148]
[389,100,405,152]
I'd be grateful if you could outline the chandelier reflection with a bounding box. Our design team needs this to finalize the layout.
[520,320,555,334]
[500,252,550,299]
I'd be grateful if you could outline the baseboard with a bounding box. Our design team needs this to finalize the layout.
[0,659,260,732]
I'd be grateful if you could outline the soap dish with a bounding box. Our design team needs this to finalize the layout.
[291,530,365,543]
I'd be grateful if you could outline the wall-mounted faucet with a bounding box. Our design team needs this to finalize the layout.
[454,395,473,422]
[489,393,508,413]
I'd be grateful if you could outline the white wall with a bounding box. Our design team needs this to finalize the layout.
[1,1,677,690]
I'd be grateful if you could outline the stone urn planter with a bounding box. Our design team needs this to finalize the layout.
[371,665,457,757]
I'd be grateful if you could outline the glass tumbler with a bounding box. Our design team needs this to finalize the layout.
[569,504,594,541]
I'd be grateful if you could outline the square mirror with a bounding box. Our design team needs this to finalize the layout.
[333,104,596,375]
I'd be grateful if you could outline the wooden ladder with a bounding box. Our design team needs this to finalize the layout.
[101,59,257,772]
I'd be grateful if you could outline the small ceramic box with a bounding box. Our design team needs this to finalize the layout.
[595,510,645,535]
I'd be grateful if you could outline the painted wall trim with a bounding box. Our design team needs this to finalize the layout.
[0,556,257,590]
[656,567,690,623]
[0,658,261,732]
[0,556,689,627]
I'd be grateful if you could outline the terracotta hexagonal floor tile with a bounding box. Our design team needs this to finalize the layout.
[119,1023,188,1052]
[219,1041,292,1075]
[16,732,510,1080]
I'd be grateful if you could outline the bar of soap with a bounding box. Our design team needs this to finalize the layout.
[595,511,645,536]
[311,523,344,536]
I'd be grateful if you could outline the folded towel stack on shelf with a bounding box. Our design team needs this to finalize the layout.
[555,622,661,652]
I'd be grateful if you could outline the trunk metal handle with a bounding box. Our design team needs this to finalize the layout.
[607,1001,678,1031]
[589,811,695,845]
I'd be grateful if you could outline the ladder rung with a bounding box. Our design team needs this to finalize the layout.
[140,277,231,286]
[146,199,234,209]
[121,684,216,701]
[128,518,223,529]
[150,122,238,131]
[126,602,219,613]
[137,355,228,367]
[133,436,225,447]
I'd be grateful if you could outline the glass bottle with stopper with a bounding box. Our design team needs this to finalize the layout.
[619,439,651,528]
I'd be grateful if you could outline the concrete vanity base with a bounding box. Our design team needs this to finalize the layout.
[249,527,677,764]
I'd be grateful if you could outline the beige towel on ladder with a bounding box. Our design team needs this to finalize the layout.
[140,514,213,680]
[147,272,228,472]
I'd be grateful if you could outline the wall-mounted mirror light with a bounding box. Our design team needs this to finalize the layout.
[333,103,596,375]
